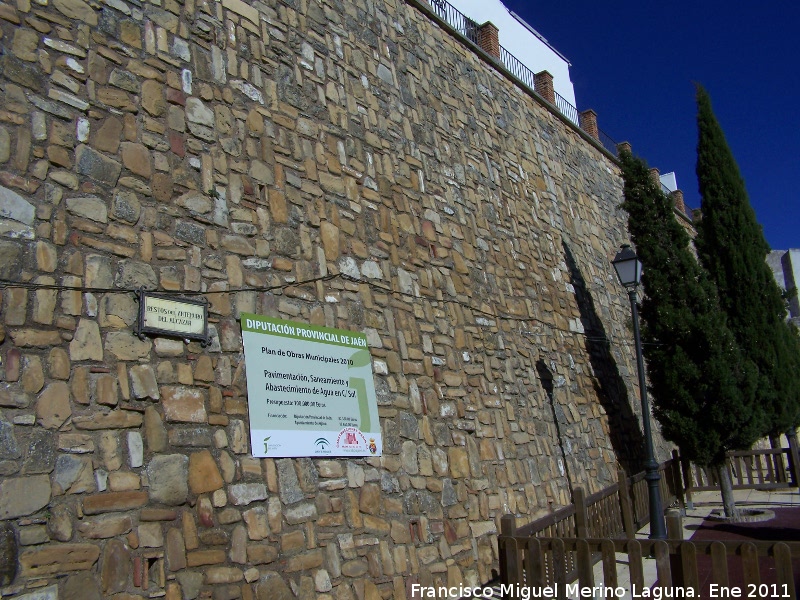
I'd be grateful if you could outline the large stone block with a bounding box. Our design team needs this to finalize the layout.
[162,387,207,423]
[36,381,72,430]
[147,454,189,505]
[52,0,97,25]
[187,449,223,494]
[75,145,122,187]
[19,543,100,576]
[83,491,148,515]
[69,319,103,361]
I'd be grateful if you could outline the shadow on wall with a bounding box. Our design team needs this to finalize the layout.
[535,358,574,495]
[562,241,646,475]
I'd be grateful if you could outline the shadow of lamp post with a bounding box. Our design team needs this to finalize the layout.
[612,244,667,540]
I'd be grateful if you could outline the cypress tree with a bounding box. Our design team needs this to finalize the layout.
[619,149,762,517]
[694,85,800,436]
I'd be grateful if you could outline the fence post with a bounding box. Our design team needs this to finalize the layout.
[666,509,683,540]
[665,506,686,585]
[787,429,800,487]
[573,487,589,538]
[618,469,635,538]
[499,514,522,586]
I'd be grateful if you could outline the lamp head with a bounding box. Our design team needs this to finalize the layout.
[612,244,643,288]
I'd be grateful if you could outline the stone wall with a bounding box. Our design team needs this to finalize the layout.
[0,0,651,597]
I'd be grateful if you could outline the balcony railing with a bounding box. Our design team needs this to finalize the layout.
[424,0,619,156]
[554,91,579,125]
[428,0,479,45]
[499,46,536,91]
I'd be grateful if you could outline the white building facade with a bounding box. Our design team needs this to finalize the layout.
[444,0,577,107]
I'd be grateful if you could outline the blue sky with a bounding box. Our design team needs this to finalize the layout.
[499,1,800,251]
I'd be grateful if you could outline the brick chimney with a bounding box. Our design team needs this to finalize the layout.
[670,190,686,215]
[477,21,500,59]
[579,109,598,140]
[534,71,555,104]
[648,167,660,188]
[616,141,632,155]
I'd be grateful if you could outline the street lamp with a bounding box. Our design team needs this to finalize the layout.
[612,244,667,540]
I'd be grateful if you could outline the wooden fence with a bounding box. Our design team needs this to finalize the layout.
[497,442,800,598]
[499,533,800,599]
[517,445,800,541]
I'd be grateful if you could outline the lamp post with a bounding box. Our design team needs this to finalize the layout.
[612,244,667,540]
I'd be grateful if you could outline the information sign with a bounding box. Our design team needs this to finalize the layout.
[240,313,382,457]
[135,291,209,345]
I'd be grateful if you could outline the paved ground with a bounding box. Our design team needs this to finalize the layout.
[631,488,800,599]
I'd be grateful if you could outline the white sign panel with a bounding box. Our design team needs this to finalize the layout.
[142,296,206,336]
[241,313,382,457]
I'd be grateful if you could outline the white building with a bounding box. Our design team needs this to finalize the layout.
[443,0,576,107]
[768,249,800,327]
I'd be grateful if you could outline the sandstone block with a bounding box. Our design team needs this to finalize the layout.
[21,355,44,394]
[10,329,62,347]
[63,572,102,600]
[36,381,72,429]
[130,364,159,399]
[247,543,279,565]
[144,406,168,452]
[82,491,148,514]
[95,374,118,406]
[105,331,152,360]
[116,259,158,289]
[147,454,189,505]
[92,117,124,154]
[128,431,143,468]
[53,454,95,494]
[66,196,108,223]
[78,514,133,539]
[242,507,269,540]
[165,528,186,571]
[100,538,129,594]
[48,347,70,379]
[47,504,74,542]
[161,385,207,422]
[52,0,97,25]
[0,474,51,519]
[185,98,214,126]
[187,449,223,495]
[121,142,152,178]
[19,543,100,577]
[285,549,324,572]
[227,483,267,506]
[73,410,143,430]
[98,294,138,328]
[204,566,243,585]
[75,144,122,187]
[138,522,164,547]
[187,549,226,567]
[69,319,103,361]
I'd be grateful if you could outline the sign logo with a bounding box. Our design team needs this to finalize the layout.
[335,427,367,452]
[369,438,377,454]
[263,436,271,453]
[315,437,329,450]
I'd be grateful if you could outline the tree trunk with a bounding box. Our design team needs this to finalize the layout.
[716,462,739,519]
[769,434,787,483]
[787,429,800,486]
